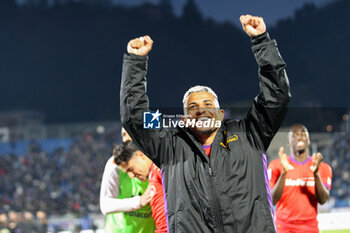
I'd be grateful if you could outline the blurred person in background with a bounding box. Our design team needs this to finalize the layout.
[35,211,48,233]
[18,211,36,233]
[0,213,10,233]
[100,128,155,232]
[114,141,168,233]
[268,124,332,233]
[7,211,19,233]
[73,224,82,233]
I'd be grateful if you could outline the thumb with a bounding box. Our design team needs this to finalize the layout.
[279,147,284,157]
[127,44,138,54]
[144,37,153,51]
[239,15,246,25]
[244,25,256,36]
[143,35,153,45]
[311,153,317,160]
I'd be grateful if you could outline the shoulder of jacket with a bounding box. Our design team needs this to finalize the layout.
[222,119,240,131]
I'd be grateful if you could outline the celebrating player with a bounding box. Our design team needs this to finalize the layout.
[268,124,332,233]
[114,140,168,233]
[99,128,155,233]
[120,15,290,232]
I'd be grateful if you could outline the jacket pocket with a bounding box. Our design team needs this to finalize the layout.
[233,197,273,233]
[232,200,251,233]
[168,209,184,233]
[175,203,185,233]
[167,210,176,233]
[252,197,274,233]
[221,197,237,233]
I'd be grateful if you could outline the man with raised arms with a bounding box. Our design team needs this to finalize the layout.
[120,15,291,232]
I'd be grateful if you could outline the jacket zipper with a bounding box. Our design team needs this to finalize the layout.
[208,165,225,233]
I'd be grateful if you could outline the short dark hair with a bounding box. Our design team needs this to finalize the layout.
[113,141,139,165]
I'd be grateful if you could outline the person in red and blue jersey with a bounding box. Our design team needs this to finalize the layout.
[268,124,332,233]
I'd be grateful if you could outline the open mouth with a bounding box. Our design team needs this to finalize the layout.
[196,116,212,122]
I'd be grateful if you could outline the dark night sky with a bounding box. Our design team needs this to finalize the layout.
[111,0,336,26]
[14,0,337,25]
[3,0,349,123]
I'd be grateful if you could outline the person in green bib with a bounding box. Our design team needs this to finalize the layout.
[100,128,155,233]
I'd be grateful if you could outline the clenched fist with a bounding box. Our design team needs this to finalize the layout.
[240,15,266,37]
[127,35,153,56]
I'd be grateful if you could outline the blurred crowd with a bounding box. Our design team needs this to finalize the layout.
[0,210,47,233]
[328,133,350,206]
[0,130,118,227]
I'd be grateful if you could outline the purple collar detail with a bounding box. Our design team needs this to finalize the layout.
[203,144,212,149]
[288,155,310,165]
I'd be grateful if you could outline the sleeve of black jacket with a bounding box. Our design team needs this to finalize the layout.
[243,32,291,152]
[120,53,170,167]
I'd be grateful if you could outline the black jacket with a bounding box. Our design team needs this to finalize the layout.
[120,32,291,233]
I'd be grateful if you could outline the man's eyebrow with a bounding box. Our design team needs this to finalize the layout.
[203,100,214,103]
[188,99,213,105]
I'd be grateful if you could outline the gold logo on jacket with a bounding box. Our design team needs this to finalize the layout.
[220,135,238,148]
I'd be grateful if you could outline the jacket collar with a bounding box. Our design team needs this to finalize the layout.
[177,122,228,162]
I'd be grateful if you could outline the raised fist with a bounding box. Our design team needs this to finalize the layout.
[127,35,153,56]
[240,15,266,37]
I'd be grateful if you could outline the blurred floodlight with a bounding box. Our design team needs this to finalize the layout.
[326,125,333,132]
[97,125,105,134]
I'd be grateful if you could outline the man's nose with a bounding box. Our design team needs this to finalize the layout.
[196,107,208,115]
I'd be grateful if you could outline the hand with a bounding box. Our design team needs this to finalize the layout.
[127,35,153,56]
[279,147,290,173]
[239,15,266,37]
[139,185,152,207]
[311,152,323,174]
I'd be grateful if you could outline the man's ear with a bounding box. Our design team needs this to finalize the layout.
[119,162,128,173]
[135,150,149,161]
[219,109,225,121]
[134,150,143,158]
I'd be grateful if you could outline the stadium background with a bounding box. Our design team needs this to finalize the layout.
[1,0,349,232]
